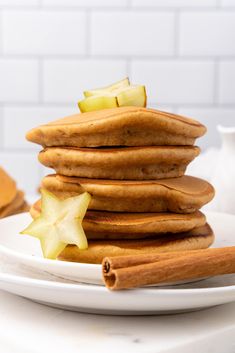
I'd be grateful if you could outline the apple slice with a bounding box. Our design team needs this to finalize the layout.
[84,77,130,97]
[78,95,118,113]
[116,85,147,107]
[78,85,147,112]
[21,189,91,259]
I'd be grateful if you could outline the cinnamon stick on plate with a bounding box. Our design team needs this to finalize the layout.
[102,247,235,290]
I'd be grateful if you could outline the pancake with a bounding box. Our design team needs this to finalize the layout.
[26,107,206,148]
[42,174,215,213]
[14,201,29,215]
[58,224,214,264]
[0,190,29,218]
[0,167,17,209]
[39,146,200,180]
[30,200,206,240]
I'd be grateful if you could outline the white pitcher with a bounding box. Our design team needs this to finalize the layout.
[209,125,235,214]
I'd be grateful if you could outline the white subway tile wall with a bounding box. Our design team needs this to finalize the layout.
[0,0,39,5]
[219,61,235,104]
[91,12,175,56]
[3,10,87,55]
[42,0,128,6]
[0,59,39,102]
[132,0,217,7]
[43,59,127,102]
[0,0,234,194]
[178,107,235,150]
[179,12,235,56]
[3,106,77,149]
[220,0,235,6]
[131,60,215,103]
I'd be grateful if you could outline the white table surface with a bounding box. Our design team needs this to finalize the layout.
[0,289,235,353]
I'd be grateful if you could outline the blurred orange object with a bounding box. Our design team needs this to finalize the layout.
[0,167,29,219]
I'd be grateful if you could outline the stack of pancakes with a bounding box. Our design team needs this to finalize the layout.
[0,167,29,218]
[27,107,215,264]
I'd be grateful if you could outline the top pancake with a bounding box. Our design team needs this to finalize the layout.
[26,107,206,148]
[0,167,17,209]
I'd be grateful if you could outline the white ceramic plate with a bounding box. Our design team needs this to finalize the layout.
[0,213,102,284]
[0,211,235,314]
[0,211,234,285]
[0,269,235,315]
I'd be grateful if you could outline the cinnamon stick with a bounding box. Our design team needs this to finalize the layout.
[102,247,235,290]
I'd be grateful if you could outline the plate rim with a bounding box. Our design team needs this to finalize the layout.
[0,271,235,296]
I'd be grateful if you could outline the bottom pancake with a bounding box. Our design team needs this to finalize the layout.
[58,224,214,264]
[30,200,206,240]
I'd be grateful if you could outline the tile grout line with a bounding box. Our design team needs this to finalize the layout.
[2,53,235,60]
[85,9,91,57]
[38,0,43,8]
[2,101,235,108]
[127,0,132,9]
[213,59,220,106]
[174,10,180,57]
[38,58,43,103]
[0,6,233,11]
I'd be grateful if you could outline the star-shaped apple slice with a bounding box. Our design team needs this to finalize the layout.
[21,189,91,260]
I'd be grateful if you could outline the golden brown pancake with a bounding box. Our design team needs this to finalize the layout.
[0,167,17,209]
[42,174,215,213]
[0,190,29,218]
[30,200,206,240]
[26,107,206,148]
[38,146,200,180]
[15,201,29,214]
[58,224,214,264]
